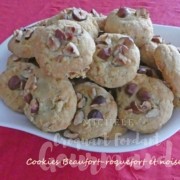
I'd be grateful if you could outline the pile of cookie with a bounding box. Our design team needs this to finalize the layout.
[0,7,179,140]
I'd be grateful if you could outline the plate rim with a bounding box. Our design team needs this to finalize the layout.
[0,23,180,153]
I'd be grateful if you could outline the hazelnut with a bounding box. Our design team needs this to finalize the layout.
[55,29,66,41]
[30,98,39,114]
[90,9,100,17]
[118,37,134,48]
[139,101,152,112]
[47,36,61,51]
[111,45,130,66]
[91,95,106,105]
[24,93,33,104]
[125,101,152,114]
[137,66,153,77]
[117,7,129,18]
[14,29,23,42]
[20,79,27,90]
[97,47,111,60]
[73,110,85,125]
[87,109,104,119]
[8,75,21,90]
[151,35,163,44]
[125,83,138,96]
[63,42,80,57]
[77,96,86,108]
[113,44,128,57]
[72,8,87,21]
[24,28,34,40]
[96,35,112,45]
[24,75,37,91]
[64,26,82,36]
[137,88,151,101]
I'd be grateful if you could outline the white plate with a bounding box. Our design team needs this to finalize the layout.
[0,24,180,153]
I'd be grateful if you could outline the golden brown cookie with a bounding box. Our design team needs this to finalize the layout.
[116,74,174,134]
[87,33,140,88]
[67,82,117,140]
[140,35,164,69]
[0,63,37,113]
[104,7,153,47]
[38,7,99,39]
[23,70,77,132]
[154,44,180,107]
[33,20,96,79]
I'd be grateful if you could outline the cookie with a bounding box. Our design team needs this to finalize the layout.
[116,74,174,134]
[67,82,117,140]
[87,33,140,88]
[140,35,164,69]
[103,120,127,140]
[154,44,180,106]
[104,7,153,47]
[33,20,96,79]
[8,26,37,58]
[0,63,37,113]
[23,70,77,132]
[38,7,99,39]
[7,54,39,68]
